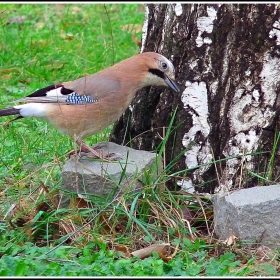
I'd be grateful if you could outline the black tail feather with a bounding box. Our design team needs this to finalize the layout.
[0,107,21,117]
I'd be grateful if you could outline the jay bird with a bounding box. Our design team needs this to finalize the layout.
[0,52,180,159]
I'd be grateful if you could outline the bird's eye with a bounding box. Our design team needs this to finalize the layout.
[161,62,168,69]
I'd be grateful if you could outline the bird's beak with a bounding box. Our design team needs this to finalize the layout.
[164,74,180,92]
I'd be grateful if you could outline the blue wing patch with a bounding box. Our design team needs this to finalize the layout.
[65,92,101,104]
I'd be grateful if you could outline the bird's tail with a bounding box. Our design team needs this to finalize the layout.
[0,107,23,125]
[0,107,21,117]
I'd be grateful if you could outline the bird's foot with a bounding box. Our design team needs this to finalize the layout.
[69,141,122,161]
[80,151,116,160]
[68,149,113,161]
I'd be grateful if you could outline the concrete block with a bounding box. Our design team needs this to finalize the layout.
[213,185,280,248]
[61,142,162,201]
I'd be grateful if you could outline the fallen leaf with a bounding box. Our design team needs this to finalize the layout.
[255,245,273,261]
[69,197,90,208]
[36,202,51,213]
[60,30,78,41]
[132,34,141,47]
[0,68,13,74]
[223,235,238,246]
[180,205,196,220]
[1,74,12,80]
[122,24,142,34]
[114,245,132,258]
[131,243,171,260]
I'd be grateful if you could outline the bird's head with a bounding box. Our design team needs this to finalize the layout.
[137,52,180,93]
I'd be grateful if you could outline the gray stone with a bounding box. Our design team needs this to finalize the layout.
[61,142,162,201]
[213,185,280,248]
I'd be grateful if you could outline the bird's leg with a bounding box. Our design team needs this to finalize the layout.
[75,140,116,160]
[76,140,103,158]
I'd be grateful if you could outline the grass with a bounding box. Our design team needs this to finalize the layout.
[0,3,279,276]
[0,3,144,192]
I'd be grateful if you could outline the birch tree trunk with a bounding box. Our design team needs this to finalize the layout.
[110,3,280,194]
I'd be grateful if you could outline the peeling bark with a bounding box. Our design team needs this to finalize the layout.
[110,4,280,193]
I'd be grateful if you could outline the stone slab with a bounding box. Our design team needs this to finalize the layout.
[213,185,280,248]
[61,142,163,200]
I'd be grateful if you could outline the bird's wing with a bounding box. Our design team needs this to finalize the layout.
[17,72,121,104]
